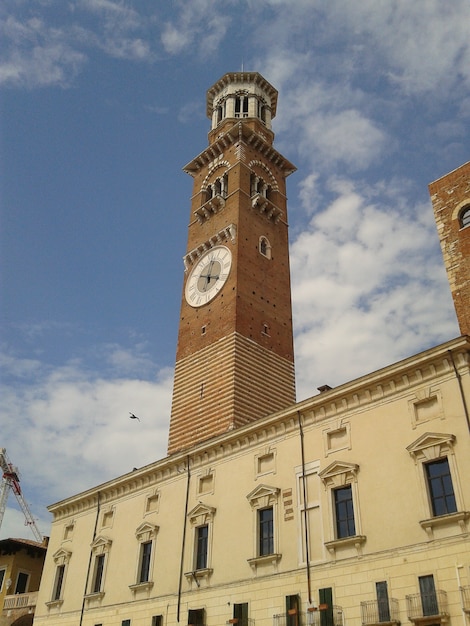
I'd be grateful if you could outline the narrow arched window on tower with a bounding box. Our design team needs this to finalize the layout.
[235,96,241,118]
[222,172,228,198]
[243,96,249,117]
[258,100,267,123]
[459,205,470,228]
[259,236,272,259]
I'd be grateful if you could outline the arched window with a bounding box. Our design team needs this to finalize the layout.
[259,236,271,259]
[459,205,470,228]
[258,100,267,123]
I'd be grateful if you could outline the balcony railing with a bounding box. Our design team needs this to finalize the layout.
[279,606,344,626]
[461,586,470,613]
[3,591,38,610]
[274,611,301,626]
[360,598,400,625]
[406,590,448,621]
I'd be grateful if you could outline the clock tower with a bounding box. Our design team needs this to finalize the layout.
[168,72,296,454]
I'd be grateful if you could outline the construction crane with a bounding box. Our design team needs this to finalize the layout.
[0,448,42,542]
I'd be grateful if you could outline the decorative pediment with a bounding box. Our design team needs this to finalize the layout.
[188,503,216,526]
[135,522,159,542]
[319,461,359,488]
[407,432,456,462]
[90,535,112,554]
[246,484,280,509]
[52,548,72,565]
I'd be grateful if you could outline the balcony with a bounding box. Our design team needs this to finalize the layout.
[360,598,400,625]
[3,591,38,610]
[274,606,344,626]
[251,193,283,223]
[461,586,470,613]
[194,193,226,223]
[406,590,448,623]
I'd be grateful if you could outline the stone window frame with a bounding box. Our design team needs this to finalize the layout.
[458,203,470,229]
[197,469,215,496]
[85,535,112,599]
[259,236,272,259]
[408,389,444,429]
[255,448,277,479]
[319,461,366,557]
[406,432,469,538]
[450,199,470,229]
[144,490,161,516]
[46,548,72,607]
[129,522,159,592]
[323,423,351,456]
[62,520,75,542]
[184,503,216,584]
[100,506,115,529]
[246,484,281,571]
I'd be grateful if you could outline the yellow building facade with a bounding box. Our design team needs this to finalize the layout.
[33,74,470,626]
[0,538,47,626]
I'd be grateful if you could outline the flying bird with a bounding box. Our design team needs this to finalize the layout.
[129,412,140,421]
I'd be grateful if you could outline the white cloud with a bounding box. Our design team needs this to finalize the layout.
[0,1,155,88]
[1,344,173,539]
[290,175,459,399]
[257,0,470,96]
[0,15,86,87]
[161,0,231,57]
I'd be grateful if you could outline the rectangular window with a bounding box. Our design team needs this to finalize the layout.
[376,581,390,622]
[334,485,356,538]
[196,525,208,570]
[233,602,248,626]
[419,575,438,616]
[52,564,65,601]
[243,97,249,116]
[122,620,131,626]
[152,616,163,626]
[286,595,300,626]
[139,541,152,583]
[425,458,457,516]
[258,507,274,555]
[0,569,5,591]
[188,608,205,626]
[319,588,334,626]
[92,554,105,593]
[15,571,29,594]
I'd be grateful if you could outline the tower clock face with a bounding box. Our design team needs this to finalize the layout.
[185,246,232,307]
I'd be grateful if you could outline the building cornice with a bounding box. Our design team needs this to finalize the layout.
[48,336,469,520]
[206,72,278,118]
[183,122,296,177]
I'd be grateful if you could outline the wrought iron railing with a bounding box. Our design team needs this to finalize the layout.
[405,590,448,620]
[360,598,400,624]
[461,586,470,613]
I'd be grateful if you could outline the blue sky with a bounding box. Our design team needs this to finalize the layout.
[1,0,469,540]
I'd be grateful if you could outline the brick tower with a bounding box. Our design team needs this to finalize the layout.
[429,161,470,336]
[168,72,296,454]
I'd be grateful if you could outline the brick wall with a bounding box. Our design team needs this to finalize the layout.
[429,161,470,335]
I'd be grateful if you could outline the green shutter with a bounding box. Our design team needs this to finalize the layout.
[319,588,333,626]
